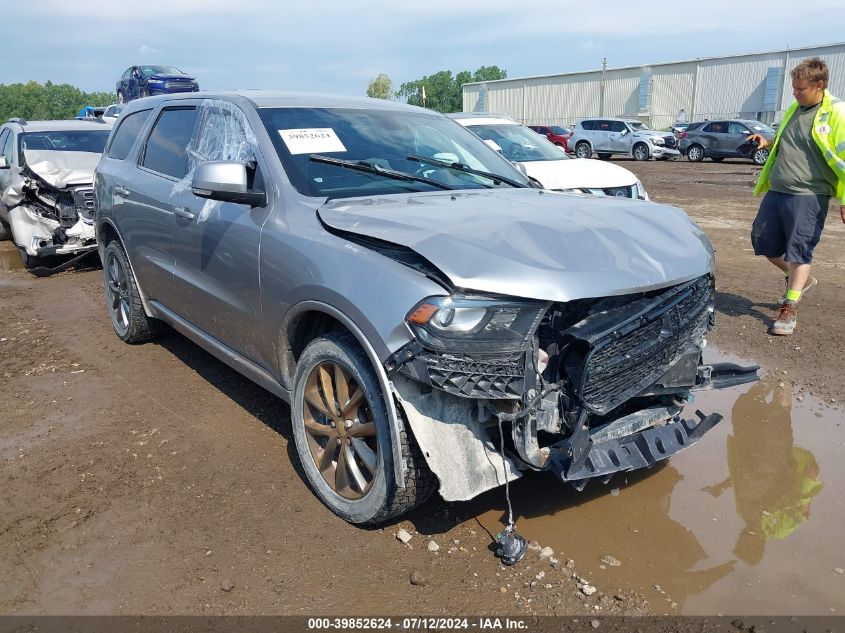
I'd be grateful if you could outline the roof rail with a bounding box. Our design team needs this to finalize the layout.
[7,117,27,125]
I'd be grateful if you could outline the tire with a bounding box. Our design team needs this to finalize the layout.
[633,143,649,161]
[752,148,770,166]
[687,144,705,162]
[575,142,591,159]
[103,240,161,343]
[711,157,724,162]
[597,153,612,161]
[291,332,435,525]
[117,91,125,104]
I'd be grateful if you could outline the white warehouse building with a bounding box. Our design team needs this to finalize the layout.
[461,42,845,130]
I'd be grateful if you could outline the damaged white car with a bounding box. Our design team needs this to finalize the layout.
[0,118,112,274]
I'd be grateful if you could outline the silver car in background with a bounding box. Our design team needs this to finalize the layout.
[569,117,681,161]
[94,92,755,525]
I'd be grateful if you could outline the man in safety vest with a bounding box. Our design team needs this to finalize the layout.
[748,57,845,336]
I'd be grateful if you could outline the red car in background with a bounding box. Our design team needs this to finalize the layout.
[527,124,572,152]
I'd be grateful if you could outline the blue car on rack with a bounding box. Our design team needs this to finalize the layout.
[115,65,199,103]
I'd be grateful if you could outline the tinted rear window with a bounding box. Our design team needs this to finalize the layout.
[141,107,198,179]
[580,120,595,131]
[107,109,152,160]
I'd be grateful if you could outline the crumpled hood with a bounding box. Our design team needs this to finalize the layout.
[318,189,713,302]
[23,150,99,188]
[521,158,637,190]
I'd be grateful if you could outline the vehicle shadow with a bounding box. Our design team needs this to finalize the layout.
[715,290,774,327]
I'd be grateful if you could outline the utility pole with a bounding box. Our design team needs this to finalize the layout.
[599,57,608,116]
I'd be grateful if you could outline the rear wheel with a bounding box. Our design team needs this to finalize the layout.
[633,143,649,161]
[687,144,705,162]
[752,148,770,166]
[103,240,161,343]
[575,142,591,159]
[291,332,434,525]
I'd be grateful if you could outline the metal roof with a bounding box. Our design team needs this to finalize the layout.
[462,41,845,87]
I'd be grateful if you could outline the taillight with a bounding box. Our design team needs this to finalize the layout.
[680,131,687,139]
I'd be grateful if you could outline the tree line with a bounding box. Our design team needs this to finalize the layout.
[367,66,507,112]
[0,81,115,122]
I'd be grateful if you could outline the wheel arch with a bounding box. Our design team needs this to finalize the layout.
[632,141,651,159]
[281,300,407,489]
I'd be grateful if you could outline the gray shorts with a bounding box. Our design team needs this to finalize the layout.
[751,191,829,264]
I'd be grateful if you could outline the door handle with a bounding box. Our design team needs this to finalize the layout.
[114,185,130,197]
[173,206,195,220]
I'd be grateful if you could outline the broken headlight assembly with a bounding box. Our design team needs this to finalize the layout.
[406,295,547,353]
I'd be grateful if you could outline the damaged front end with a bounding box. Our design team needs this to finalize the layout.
[387,274,758,500]
[2,160,98,273]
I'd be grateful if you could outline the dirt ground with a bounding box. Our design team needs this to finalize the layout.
[1,157,843,618]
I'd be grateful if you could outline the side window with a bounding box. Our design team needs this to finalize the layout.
[611,121,627,132]
[2,130,14,164]
[141,107,199,179]
[580,120,595,131]
[106,109,152,160]
[597,120,612,132]
[0,130,9,162]
[728,122,749,135]
[710,122,727,134]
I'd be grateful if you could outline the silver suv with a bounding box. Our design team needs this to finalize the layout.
[569,118,681,161]
[95,92,755,525]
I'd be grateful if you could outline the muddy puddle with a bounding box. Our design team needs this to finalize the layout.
[0,242,24,272]
[467,348,845,615]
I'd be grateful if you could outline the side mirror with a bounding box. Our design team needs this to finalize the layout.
[620,128,629,136]
[0,156,8,169]
[191,161,266,207]
[741,130,750,135]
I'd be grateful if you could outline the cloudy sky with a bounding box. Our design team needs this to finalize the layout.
[5,0,845,97]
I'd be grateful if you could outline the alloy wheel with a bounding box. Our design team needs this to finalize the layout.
[106,252,130,335]
[302,361,379,500]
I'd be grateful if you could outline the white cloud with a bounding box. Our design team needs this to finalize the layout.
[139,44,159,56]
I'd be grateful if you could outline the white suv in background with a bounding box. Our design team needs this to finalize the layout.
[448,113,648,200]
[569,118,681,161]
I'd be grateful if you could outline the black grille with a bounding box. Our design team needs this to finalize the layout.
[663,135,677,149]
[164,81,193,90]
[424,352,525,399]
[578,276,712,414]
[73,187,95,223]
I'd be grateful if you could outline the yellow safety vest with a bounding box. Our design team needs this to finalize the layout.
[754,90,845,205]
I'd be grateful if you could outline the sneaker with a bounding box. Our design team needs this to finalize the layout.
[779,276,817,305]
[770,302,798,336]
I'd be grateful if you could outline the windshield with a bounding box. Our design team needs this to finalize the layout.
[465,123,569,162]
[140,65,183,76]
[628,121,650,131]
[259,107,529,198]
[749,122,775,135]
[20,130,110,154]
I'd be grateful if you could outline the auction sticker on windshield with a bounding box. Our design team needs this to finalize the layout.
[279,128,347,155]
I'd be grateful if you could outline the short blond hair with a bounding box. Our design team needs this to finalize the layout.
[791,57,828,87]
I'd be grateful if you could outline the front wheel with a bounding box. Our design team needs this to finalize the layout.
[633,143,649,161]
[103,240,161,343]
[752,148,770,165]
[291,332,434,525]
[575,142,591,159]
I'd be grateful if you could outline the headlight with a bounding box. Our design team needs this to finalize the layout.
[406,295,547,353]
[651,137,665,146]
[634,178,649,201]
[146,79,164,84]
